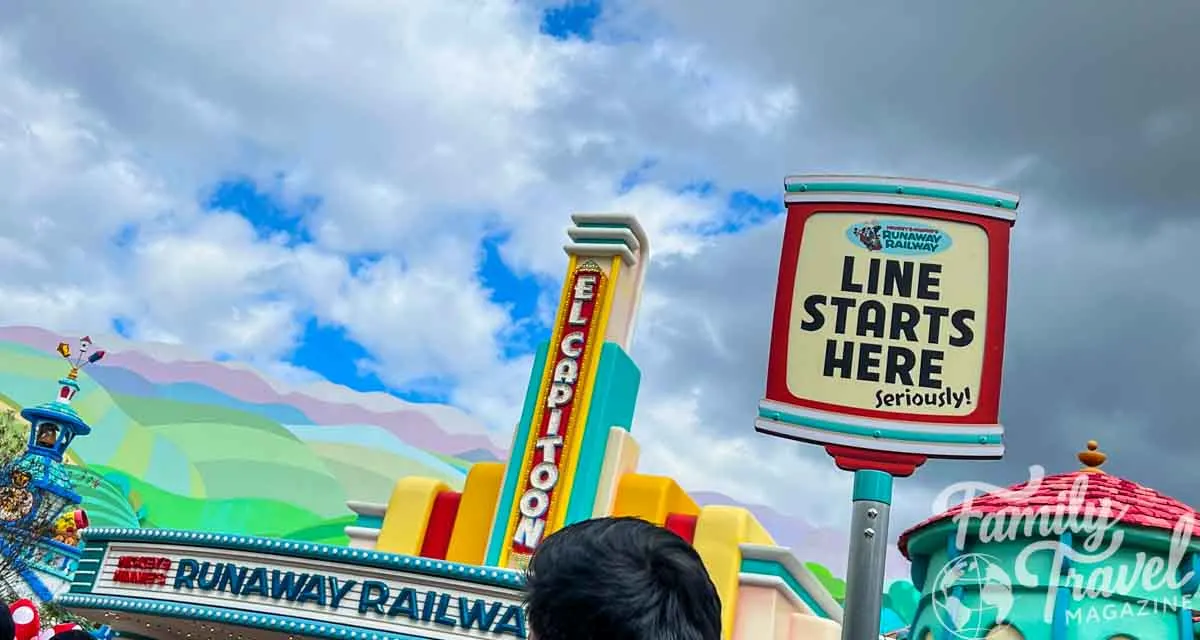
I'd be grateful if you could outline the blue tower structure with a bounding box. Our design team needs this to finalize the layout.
[0,340,102,602]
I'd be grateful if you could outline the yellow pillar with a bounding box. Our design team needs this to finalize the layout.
[692,505,775,640]
[445,462,505,565]
[375,477,450,555]
[610,473,699,525]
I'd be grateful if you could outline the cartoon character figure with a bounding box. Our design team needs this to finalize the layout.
[853,222,884,251]
[51,509,89,546]
[0,470,34,522]
[35,423,59,448]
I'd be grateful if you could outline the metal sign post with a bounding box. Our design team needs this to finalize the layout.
[842,470,893,639]
[755,175,1020,640]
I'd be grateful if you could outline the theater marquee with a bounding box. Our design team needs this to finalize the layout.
[60,529,528,640]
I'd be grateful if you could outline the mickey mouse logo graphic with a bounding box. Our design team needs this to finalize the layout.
[851,221,883,251]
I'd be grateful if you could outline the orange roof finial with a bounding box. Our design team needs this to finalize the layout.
[1078,440,1107,473]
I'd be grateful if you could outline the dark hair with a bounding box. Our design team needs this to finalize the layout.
[524,516,722,640]
[0,605,12,640]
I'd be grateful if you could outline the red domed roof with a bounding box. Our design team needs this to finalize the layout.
[898,441,1200,558]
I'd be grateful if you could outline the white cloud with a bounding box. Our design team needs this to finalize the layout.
[325,245,510,388]
[0,0,907,549]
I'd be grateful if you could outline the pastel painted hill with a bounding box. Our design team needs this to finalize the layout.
[0,325,493,542]
[0,325,913,591]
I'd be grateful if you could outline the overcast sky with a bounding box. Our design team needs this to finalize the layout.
[1,0,1198,565]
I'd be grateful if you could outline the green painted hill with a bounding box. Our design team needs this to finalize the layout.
[0,338,479,543]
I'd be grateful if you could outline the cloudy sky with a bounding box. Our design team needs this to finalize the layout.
[1,0,1198,551]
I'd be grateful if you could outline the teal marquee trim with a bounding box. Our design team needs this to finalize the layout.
[68,569,97,595]
[562,342,640,526]
[756,406,1001,446]
[484,341,550,566]
[783,179,1019,210]
[81,528,525,589]
[58,594,448,640]
[739,558,830,619]
[70,541,103,594]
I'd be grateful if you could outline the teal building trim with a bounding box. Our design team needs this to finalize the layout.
[911,522,1193,640]
[1050,532,1072,640]
[935,532,966,640]
[562,342,640,527]
[354,514,384,530]
[1180,552,1199,639]
[739,558,832,620]
[484,342,550,566]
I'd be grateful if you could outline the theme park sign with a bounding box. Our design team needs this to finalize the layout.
[510,263,606,557]
[91,543,528,639]
[757,176,1018,472]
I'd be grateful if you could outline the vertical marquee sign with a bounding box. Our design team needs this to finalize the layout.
[504,261,608,569]
[755,175,1019,640]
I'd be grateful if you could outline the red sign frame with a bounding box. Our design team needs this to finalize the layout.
[757,178,1018,477]
[765,202,1012,425]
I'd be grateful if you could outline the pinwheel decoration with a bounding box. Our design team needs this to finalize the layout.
[55,337,106,379]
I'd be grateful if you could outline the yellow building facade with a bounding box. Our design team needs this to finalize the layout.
[345,214,845,640]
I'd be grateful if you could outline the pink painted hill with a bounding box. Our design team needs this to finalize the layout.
[0,325,508,460]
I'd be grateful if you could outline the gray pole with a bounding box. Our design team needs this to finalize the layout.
[840,469,894,640]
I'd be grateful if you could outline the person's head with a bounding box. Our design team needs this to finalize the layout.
[0,602,13,640]
[524,516,722,640]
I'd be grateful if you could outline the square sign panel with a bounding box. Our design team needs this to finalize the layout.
[757,176,1018,469]
[787,213,988,415]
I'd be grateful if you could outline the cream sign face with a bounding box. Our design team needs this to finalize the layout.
[786,213,989,416]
